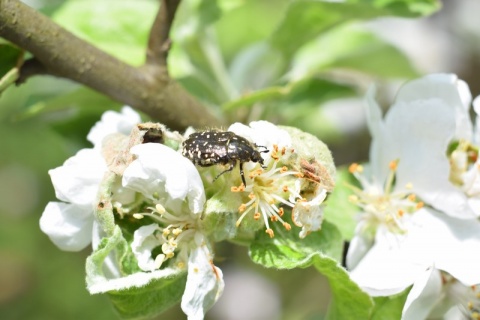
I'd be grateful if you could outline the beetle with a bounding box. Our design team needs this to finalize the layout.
[182,130,268,185]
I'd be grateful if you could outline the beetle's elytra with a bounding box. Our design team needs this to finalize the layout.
[182,131,268,185]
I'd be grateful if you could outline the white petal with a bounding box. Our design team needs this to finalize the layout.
[131,224,161,272]
[291,189,326,238]
[364,86,387,181]
[367,74,476,219]
[402,268,443,320]
[405,210,480,285]
[181,242,224,320]
[472,96,480,145]
[229,120,291,149]
[87,106,141,148]
[346,232,374,270]
[49,148,106,206]
[394,73,472,141]
[123,144,205,214]
[39,202,93,251]
[386,98,474,219]
[349,226,427,296]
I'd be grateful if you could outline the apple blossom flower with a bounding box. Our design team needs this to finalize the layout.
[228,121,332,238]
[118,143,223,319]
[40,107,139,251]
[403,268,480,319]
[345,74,480,317]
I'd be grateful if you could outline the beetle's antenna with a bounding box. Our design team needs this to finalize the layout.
[255,144,269,153]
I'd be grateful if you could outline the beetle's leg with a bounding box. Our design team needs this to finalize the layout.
[239,162,246,186]
[213,161,236,182]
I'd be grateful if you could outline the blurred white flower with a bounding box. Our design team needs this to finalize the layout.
[403,268,480,319]
[346,74,480,314]
[87,106,141,148]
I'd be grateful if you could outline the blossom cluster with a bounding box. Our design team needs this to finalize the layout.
[39,108,335,319]
[346,74,480,319]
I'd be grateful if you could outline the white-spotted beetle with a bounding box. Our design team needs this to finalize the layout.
[182,131,268,185]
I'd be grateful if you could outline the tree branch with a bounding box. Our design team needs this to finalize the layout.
[16,58,48,84]
[0,0,222,131]
[146,0,181,68]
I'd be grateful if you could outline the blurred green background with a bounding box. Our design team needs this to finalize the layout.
[1,0,480,319]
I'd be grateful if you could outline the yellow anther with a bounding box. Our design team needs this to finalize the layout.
[349,163,364,173]
[266,228,274,238]
[407,194,416,201]
[238,203,247,212]
[283,222,291,230]
[348,195,359,203]
[280,166,288,173]
[282,185,288,192]
[253,212,261,220]
[389,160,399,171]
[155,203,166,214]
[278,207,284,216]
[416,202,424,209]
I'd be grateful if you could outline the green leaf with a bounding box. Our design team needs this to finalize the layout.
[324,168,359,241]
[223,85,293,110]
[0,44,23,94]
[250,220,343,269]
[314,257,373,320]
[52,0,159,65]
[108,272,187,319]
[13,86,121,121]
[357,0,441,16]
[370,289,410,319]
[214,0,290,62]
[0,43,23,77]
[229,42,285,92]
[249,220,373,320]
[291,23,419,79]
[223,77,355,111]
[271,0,440,58]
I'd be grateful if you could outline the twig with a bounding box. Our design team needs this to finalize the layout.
[0,0,222,130]
[16,58,48,84]
[146,0,181,68]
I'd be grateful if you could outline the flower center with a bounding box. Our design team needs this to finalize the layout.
[465,285,480,320]
[449,140,480,197]
[231,145,303,238]
[444,273,480,319]
[348,160,424,235]
[134,203,196,268]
